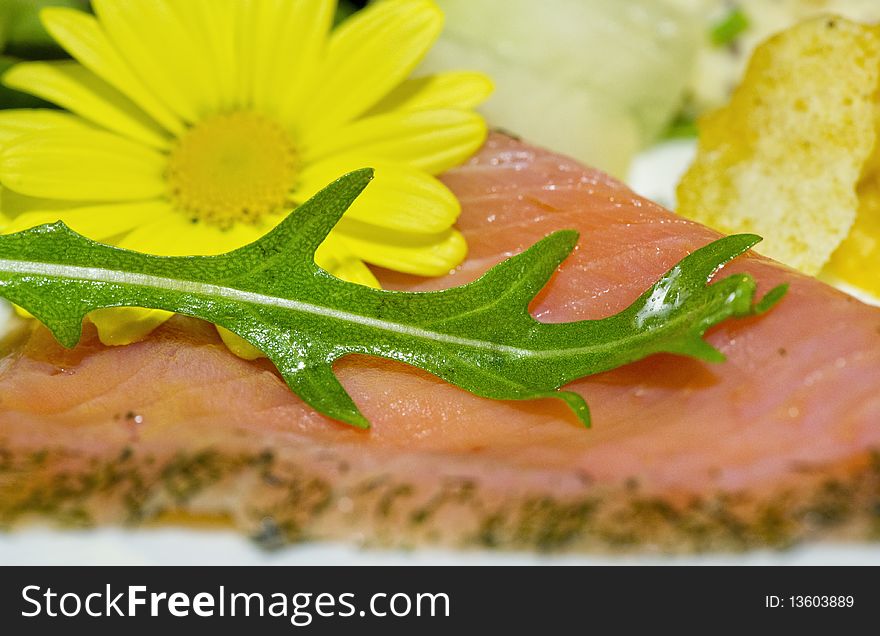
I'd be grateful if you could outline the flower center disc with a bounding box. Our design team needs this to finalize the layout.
[167,112,297,228]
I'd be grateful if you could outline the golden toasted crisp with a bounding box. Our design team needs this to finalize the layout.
[823,172,880,293]
[677,16,880,275]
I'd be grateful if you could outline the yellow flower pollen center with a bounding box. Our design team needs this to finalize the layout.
[167,112,297,228]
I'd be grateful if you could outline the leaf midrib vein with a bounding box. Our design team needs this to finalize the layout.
[0,258,702,362]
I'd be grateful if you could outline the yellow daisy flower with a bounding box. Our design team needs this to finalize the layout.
[0,0,490,356]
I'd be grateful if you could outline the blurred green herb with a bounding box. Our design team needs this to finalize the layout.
[0,169,785,429]
[711,7,750,47]
[662,112,699,140]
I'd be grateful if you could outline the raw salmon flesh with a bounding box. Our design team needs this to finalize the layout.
[0,133,878,552]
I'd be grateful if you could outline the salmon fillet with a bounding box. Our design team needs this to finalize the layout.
[1,133,879,552]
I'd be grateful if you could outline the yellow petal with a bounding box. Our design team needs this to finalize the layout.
[336,226,467,276]
[366,71,493,115]
[0,187,83,217]
[0,129,166,201]
[216,326,264,361]
[303,109,487,174]
[2,199,169,241]
[92,0,218,122]
[119,213,262,256]
[0,109,96,146]
[169,0,239,112]
[40,7,184,136]
[299,0,443,132]
[315,231,381,287]
[250,0,335,123]
[3,61,171,149]
[89,307,173,346]
[294,156,459,233]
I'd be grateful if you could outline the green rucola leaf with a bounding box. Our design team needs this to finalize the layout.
[0,169,786,428]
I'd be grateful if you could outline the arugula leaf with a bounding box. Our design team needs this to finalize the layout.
[0,169,785,428]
